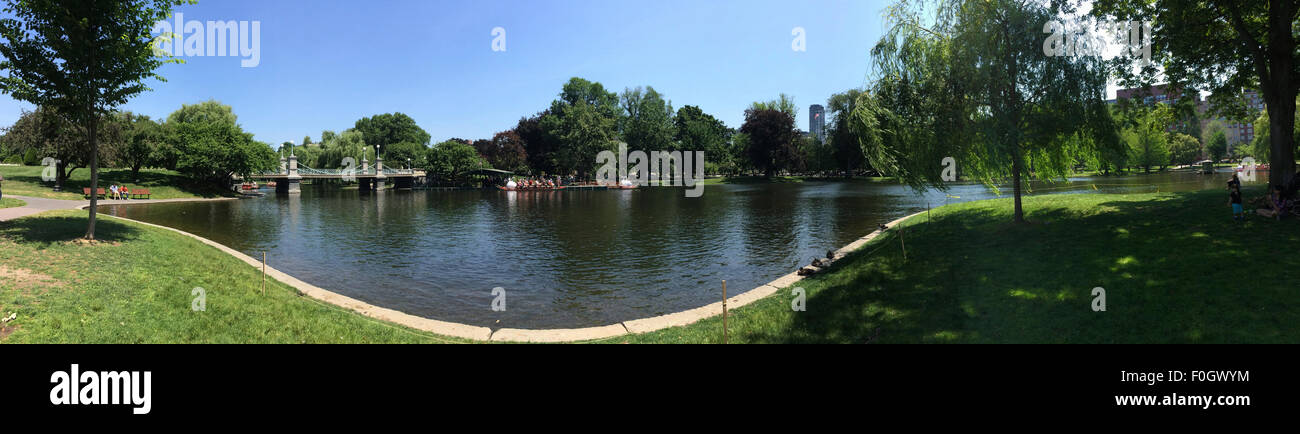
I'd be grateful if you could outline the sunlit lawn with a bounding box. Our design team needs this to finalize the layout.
[0,197,24,209]
[0,210,456,343]
[0,165,233,200]
[613,187,1300,343]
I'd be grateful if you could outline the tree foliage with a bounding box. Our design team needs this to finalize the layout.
[165,100,277,184]
[740,107,799,178]
[476,130,529,173]
[857,0,1118,222]
[1092,0,1299,187]
[619,86,676,153]
[0,0,192,239]
[426,140,487,184]
[354,112,431,158]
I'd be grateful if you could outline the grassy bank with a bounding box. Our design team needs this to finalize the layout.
[0,210,457,343]
[0,166,233,200]
[613,187,1299,343]
[0,197,24,209]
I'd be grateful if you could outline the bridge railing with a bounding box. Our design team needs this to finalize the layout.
[254,165,422,177]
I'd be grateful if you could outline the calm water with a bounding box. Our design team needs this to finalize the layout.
[102,170,1252,328]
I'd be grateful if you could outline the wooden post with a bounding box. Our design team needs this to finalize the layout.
[722,280,728,345]
[900,223,907,261]
[261,251,267,296]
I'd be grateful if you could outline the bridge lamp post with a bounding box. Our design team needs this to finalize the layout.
[285,140,302,194]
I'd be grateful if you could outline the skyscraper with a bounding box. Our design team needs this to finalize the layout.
[809,104,825,142]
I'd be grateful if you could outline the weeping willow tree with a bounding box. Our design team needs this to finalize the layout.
[853,0,1120,223]
[316,129,369,169]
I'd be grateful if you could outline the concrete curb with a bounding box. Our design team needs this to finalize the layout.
[86,205,925,343]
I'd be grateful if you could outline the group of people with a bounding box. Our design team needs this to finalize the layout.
[511,177,565,189]
[108,184,133,200]
[1228,173,1294,221]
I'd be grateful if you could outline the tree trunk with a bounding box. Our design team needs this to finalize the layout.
[1264,1,1297,188]
[85,116,99,240]
[1012,149,1025,223]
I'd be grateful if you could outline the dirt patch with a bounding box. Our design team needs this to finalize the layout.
[65,238,120,247]
[0,324,18,340]
[0,265,61,294]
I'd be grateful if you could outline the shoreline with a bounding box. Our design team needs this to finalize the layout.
[86,204,926,343]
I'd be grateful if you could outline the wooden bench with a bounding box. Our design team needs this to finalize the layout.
[82,187,150,199]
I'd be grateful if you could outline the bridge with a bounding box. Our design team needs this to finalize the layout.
[249,153,425,193]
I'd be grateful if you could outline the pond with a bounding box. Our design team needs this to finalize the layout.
[101,170,1253,329]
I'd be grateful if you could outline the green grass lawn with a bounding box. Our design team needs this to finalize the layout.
[0,210,458,343]
[611,187,1300,343]
[0,197,24,209]
[0,165,234,200]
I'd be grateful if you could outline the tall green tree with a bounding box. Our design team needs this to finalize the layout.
[826,88,869,176]
[1205,121,1230,163]
[749,93,798,119]
[619,86,676,153]
[740,107,799,178]
[674,105,731,174]
[426,140,487,184]
[857,0,1118,223]
[354,112,431,160]
[0,0,191,239]
[165,100,277,185]
[113,112,165,182]
[317,128,367,169]
[476,130,529,173]
[541,78,620,178]
[514,111,556,175]
[1167,132,1203,167]
[1093,0,1299,187]
[1125,107,1172,173]
[384,141,426,169]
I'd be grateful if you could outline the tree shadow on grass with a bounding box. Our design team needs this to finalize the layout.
[744,188,1300,343]
[0,215,142,247]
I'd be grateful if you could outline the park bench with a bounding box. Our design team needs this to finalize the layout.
[82,187,150,199]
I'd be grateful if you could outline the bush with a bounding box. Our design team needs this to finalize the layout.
[22,148,39,165]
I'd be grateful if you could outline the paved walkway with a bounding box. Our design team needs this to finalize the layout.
[0,194,236,222]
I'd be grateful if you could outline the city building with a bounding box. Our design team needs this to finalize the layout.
[1115,84,1266,149]
[809,104,825,143]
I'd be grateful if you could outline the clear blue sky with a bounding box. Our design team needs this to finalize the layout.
[0,0,893,146]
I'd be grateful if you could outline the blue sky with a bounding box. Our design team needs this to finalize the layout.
[0,0,893,146]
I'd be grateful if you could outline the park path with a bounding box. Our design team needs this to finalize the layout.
[0,194,236,222]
